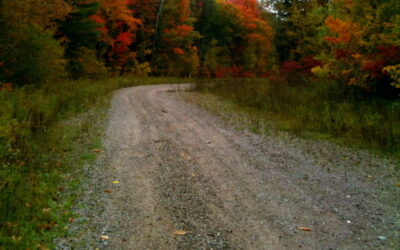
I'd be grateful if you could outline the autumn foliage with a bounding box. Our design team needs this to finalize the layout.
[0,0,398,95]
[324,16,361,45]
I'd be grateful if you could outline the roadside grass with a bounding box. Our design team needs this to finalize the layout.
[194,78,400,158]
[0,77,187,249]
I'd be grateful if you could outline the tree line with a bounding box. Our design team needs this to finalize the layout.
[0,0,399,97]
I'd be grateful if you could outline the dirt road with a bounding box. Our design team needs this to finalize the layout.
[59,85,399,249]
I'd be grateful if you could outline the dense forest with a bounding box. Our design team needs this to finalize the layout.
[0,0,398,96]
[0,0,399,248]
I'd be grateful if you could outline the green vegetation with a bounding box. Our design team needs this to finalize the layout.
[0,77,187,249]
[195,78,400,156]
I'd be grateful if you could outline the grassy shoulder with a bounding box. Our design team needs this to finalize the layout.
[191,78,400,160]
[0,77,187,249]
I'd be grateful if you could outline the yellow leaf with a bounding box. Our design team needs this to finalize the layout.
[112,181,120,184]
[173,230,190,236]
[100,235,109,240]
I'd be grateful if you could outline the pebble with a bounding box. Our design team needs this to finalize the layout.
[377,236,387,241]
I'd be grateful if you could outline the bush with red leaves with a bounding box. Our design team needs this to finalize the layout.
[215,66,254,78]
[362,46,400,79]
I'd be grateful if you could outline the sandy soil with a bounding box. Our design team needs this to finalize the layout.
[57,84,399,250]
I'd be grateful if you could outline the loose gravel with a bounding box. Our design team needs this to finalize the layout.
[57,84,399,250]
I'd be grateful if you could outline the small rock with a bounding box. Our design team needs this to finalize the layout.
[377,236,386,241]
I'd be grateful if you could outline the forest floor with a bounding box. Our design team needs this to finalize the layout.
[56,84,399,250]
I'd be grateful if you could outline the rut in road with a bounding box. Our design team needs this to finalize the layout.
[63,85,399,250]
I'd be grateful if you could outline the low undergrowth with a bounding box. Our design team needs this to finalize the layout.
[195,78,400,157]
[0,77,187,249]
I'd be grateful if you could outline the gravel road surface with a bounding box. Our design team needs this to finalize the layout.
[58,84,399,250]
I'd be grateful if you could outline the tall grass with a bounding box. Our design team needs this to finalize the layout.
[0,77,186,248]
[195,78,400,155]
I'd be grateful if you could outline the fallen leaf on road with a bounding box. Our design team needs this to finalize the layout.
[112,181,120,184]
[298,227,312,231]
[173,230,190,236]
[94,149,101,153]
[100,235,109,240]
[161,109,168,113]
[180,152,191,160]
[104,190,113,193]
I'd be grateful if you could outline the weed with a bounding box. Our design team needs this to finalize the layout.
[195,78,400,157]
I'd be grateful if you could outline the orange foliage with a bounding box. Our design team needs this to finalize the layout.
[90,14,105,24]
[90,14,108,34]
[178,0,190,22]
[176,25,194,37]
[226,0,272,44]
[0,83,13,92]
[172,47,185,55]
[128,0,158,36]
[98,0,141,32]
[324,16,360,44]
[229,0,259,18]
[111,32,135,70]
[116,32,133,46]
[164,25,194,38]
[97,0,142,71]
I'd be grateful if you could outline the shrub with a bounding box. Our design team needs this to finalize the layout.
[0,24,66,86]
[67,48,108,79]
